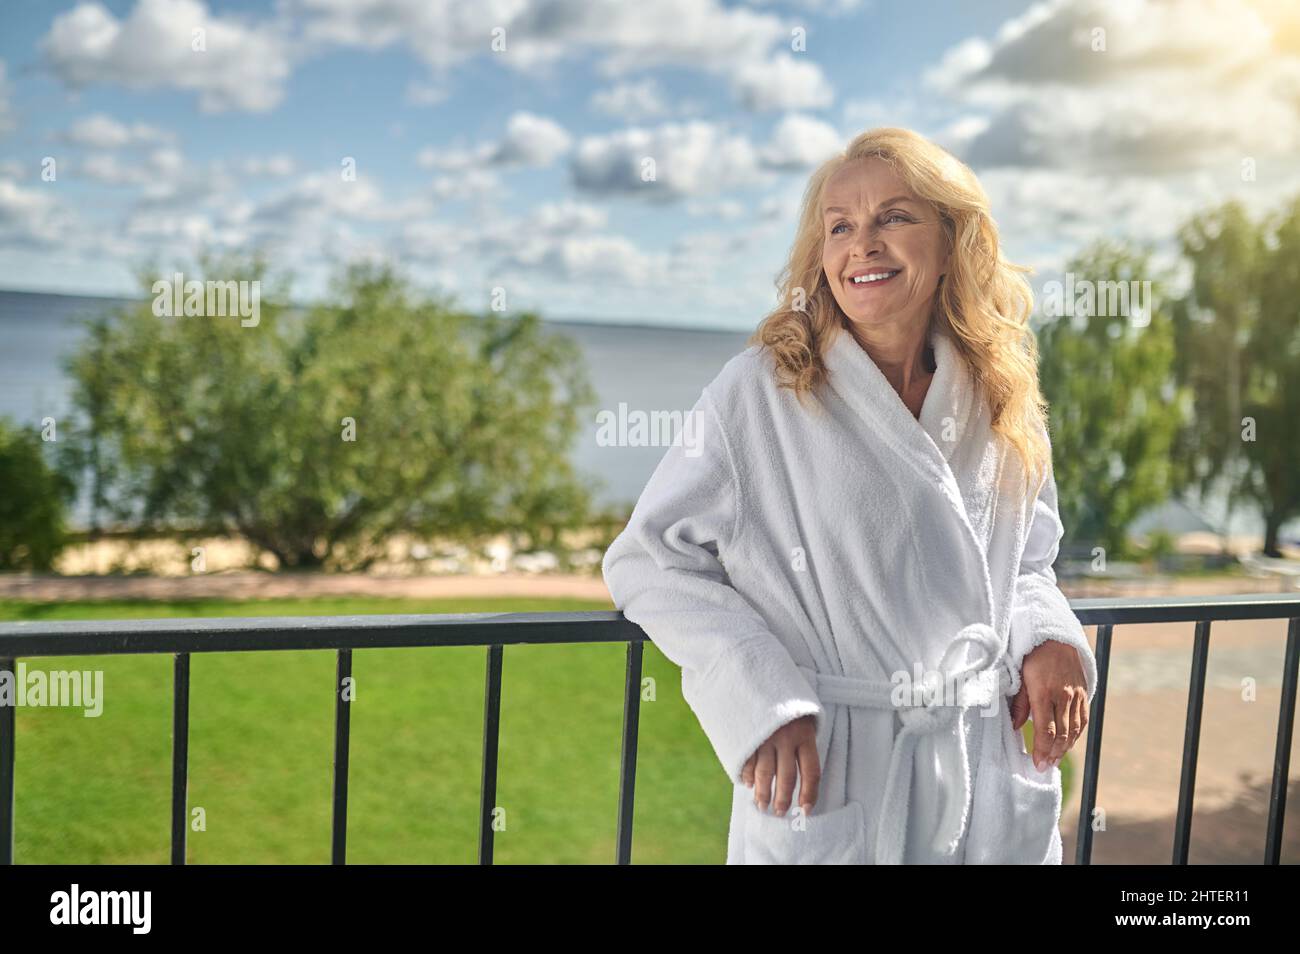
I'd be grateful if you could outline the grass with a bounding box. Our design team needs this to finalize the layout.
[0,596,1074,863]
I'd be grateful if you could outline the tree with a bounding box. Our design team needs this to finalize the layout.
[0,418,76,570]
[1035,239,1187,558]
[1171,198,1300,556]
[1253,197,1300,555]
[58,256,600,569]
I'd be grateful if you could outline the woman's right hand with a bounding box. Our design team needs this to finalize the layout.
[741,714,821,817]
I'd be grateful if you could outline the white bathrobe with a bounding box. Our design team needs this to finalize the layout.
[601,319,1099,864]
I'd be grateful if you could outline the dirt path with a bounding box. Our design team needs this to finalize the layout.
[0,570,615,602]
[0,568,1293,604]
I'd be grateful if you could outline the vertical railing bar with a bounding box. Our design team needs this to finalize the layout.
[1074,624,1112,866]
[1172,618,1212,864]
[0,656,14,866]
[615,639,644,865]
[170,652,190,865]
[331,648,352,865]
[1265,617,1300,864]
[478,644,504,866]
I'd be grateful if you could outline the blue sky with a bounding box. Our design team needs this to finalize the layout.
[1,0,1298,328]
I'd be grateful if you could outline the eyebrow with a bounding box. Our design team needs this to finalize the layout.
[823,196,918,216]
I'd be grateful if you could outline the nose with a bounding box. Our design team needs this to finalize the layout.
[852,222,885,259]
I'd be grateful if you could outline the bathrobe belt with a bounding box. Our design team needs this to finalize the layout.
[795,623,1012,865]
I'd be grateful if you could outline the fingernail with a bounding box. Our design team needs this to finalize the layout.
[1034,759,1045,771]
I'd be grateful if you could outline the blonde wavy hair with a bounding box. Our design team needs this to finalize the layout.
[748,126,1051,497]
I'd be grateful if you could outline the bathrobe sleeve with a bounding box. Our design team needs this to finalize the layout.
[1005,446,1098,705]
[601,385,824,786]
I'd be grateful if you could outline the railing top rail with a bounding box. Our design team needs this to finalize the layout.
[0,593,1296,657]
[0,610,645,657]
[1069,591,1300,625]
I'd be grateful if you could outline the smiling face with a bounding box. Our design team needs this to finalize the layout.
[820,157,951,333]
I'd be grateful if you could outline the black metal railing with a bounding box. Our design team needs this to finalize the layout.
[0,593,1296,865]
[1069,593,1300,864]
[0,612,646,866]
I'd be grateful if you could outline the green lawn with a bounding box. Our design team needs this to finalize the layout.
[0,596,1072,863]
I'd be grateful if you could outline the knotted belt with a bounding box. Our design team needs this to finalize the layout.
[795,623,1013,865]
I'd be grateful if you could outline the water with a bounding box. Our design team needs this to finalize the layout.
[0,289,750,526]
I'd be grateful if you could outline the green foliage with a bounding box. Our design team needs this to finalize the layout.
[1036,239,1188,557]
[1140,529,1178,559]
[58,257,601,569]
[1171,199,1300,556]
[0,418,76,570]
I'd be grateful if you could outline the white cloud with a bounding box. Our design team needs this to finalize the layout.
[735,52,835,111]
[759,113,842,170]
[42,0,293,112]
[499,233,668,287]
[740,0,867,14]
[928,0,1300,174]
[572,120,772,199]
[430,168,502,199]
[0,179,75,248]
[589,79,669,120]
[525,199,609,233]
[571,115,846,200]
[393,193,664,290]
[247,172,425,232]
[296,0,820,112]
[491,112,572,166]
[61,113,174,148]
[419,111,572,171]
[932,0,1271,92]
[77,147,184,185]
[930,115,990,155]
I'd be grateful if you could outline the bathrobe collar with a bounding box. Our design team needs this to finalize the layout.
[821,315,1001,653]
[822,318,975,479]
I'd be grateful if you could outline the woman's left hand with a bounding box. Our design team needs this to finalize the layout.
[1009,640,1089,772]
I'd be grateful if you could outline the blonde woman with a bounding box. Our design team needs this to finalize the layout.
[602,127,1096,864]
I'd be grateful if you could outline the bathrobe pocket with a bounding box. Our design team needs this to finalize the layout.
[965,709,1063,864]
[741,798,868,865]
